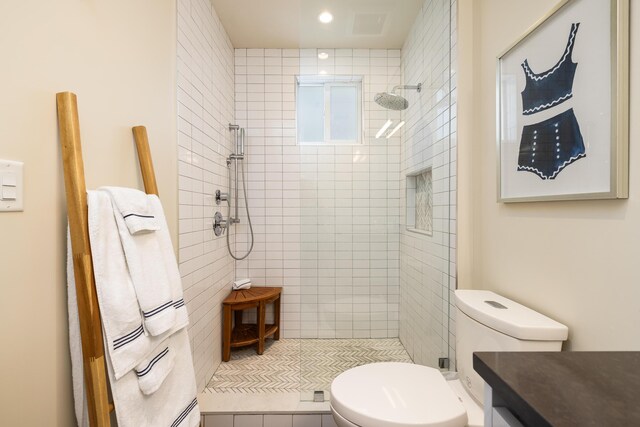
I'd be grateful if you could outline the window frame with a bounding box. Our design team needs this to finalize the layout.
[296,76,363,145]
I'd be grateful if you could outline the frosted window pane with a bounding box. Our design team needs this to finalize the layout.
[298,85,324,142]
[330,86,357,141]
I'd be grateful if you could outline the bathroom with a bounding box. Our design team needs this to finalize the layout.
[2,0,640,426]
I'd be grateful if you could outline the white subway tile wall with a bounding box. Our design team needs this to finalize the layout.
[177,0,235,390]
[399,0,457,368]
[234,48,403,339]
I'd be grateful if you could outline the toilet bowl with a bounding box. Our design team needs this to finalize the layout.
[330,290,569,427]
[330,362,472,427]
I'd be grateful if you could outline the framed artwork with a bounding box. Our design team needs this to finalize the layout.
[497,0,629,202]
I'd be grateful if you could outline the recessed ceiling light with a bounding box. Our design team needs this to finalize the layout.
[318,52,329,60]
[318,11,333,24]
[319,70,328,75]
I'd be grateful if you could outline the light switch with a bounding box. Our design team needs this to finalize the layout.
[2,173,16,187]
[2,185,17,200]
[0,160,23,212]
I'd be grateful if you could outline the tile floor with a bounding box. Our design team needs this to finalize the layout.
[205,338,412,396]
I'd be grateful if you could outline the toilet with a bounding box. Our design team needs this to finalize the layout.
[330,290,569,427]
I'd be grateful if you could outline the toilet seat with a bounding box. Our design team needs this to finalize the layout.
[330,363,467,427]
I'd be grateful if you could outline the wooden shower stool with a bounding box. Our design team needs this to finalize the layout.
[222,287,282,362]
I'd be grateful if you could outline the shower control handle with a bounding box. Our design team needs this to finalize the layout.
[215,190,229,205]
[213,211,227,236]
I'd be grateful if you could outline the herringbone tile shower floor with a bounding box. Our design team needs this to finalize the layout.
[205,338,412,394]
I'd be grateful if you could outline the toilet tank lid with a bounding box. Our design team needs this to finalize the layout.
[455,290,569,341]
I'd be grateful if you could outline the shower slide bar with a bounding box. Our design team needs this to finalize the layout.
[228,123,244,225]
[57,92,159,426]
[213,124,255,260]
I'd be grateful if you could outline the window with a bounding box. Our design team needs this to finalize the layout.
[296,76,362,144]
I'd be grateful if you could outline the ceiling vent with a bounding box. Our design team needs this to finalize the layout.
[352,13,387,35]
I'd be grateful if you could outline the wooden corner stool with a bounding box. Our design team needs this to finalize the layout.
[222,287,282,362]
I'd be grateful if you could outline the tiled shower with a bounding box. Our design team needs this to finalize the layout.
[234,47,402,340]
[176,0,457,395]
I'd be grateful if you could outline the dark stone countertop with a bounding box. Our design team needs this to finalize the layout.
[473,352,640,427]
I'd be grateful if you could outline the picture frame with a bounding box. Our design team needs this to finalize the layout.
[496,0,629,202]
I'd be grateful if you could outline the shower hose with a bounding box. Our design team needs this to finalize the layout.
[226,157,254,260]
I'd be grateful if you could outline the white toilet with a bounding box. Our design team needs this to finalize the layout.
[330,290,569,427]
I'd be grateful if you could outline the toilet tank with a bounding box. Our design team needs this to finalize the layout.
[455,290,568,405]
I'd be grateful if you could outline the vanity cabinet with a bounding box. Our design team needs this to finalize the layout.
[483,383,524,427]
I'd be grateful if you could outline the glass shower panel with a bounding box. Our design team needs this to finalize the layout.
[294,0,454,404]
[396,0,454,374]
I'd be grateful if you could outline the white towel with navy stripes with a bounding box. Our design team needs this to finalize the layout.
[67,190,199,427]
[84,190,182,380]
[102,187,182,337]
[134,338,176,395]
[103,185,160,234]
[99,330,199,427]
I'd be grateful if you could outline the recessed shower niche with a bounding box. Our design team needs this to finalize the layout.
[406,168,433,235]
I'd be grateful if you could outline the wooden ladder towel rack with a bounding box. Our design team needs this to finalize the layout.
[57,92,159,426]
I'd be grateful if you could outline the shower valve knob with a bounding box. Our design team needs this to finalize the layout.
[213,211,227,236]
[215,190,229,205]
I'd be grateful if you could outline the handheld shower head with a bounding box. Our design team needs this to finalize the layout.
[374,83,422,111]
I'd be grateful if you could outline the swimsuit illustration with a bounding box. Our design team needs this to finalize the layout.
[518,109,585,180]
[518,23,586,180]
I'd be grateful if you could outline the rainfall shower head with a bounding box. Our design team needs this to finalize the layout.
[375,92,409,110]
[374,84,422,110]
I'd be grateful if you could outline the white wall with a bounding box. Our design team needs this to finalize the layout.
[176,0,235,390]
[0,0,177,424]
[234,48,402,339]
[399,0,457,368]
[458,0,640,351]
